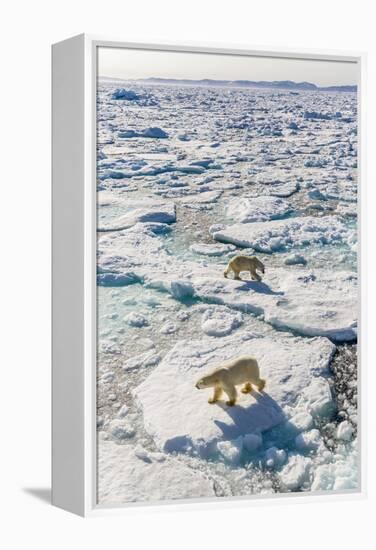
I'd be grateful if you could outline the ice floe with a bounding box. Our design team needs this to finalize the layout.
[118,127,169,139]
[111,88,140,100]
[189,243,236,256]
[265,447,287,469]
[336,420,354,441]
[201,306,243,337]
[98,198,176,231]
[134,330,335,456]
[225,196,291,223]
[284,253,307,266]
[212,216,354,253]
[279,454,312,491]
[190,268,357,341]
[269,181,300,198]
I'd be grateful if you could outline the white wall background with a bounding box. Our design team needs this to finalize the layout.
[1,0,375,548]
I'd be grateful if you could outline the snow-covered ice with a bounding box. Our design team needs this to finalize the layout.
[212,216,354,253]
[279,454,312,491]
[225,196,291,223]
[336,420,354,441]
[98,442,215,503]
[189,243,236,256]
[98,198,176,231]
[265,447,287,469]
[201,306,243,337]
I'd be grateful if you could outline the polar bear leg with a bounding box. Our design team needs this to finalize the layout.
[223,383,237,406]
[250,268,261,281]
[241,382,253,394]
[256,378,266,391]
[233,269,241,280]
[208,385,223,404]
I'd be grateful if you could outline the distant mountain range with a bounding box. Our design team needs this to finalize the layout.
[141,78,357,93]
[100,76,356,93]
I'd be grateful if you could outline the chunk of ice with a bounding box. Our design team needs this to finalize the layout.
[265,447,287,469]
[336,420,354,441]
[217,436,243,464]
[279,454,312,491]
[243,433,263,453]
[226,196,291,223]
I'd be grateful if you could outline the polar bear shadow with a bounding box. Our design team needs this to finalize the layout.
[236,280,284,296]
[213,391,285,441]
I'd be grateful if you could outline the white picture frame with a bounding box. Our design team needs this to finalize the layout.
[52,34,366,517]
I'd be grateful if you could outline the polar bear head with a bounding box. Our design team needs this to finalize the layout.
[252,256,265,273]
[195,373,217,389]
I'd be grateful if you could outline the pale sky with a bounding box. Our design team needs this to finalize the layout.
[97,46,358,87]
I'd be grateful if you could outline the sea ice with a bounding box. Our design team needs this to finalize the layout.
[99,225,357,341]
[191,268,357,341]
[311,464,334,491]
[111,88,140,100]
[179,190,223,207]
[98,442,215,503]
[97,80,359,501]
[160,321,178,334]
[336,420,354,441]
[311,440,359,492]
[212,216,354,253]
[97,272,140,286]
[109,419,136,440]
[284,253,307,266]
[295,429,323,452]
[122,350,160,371]
[217,436,243,464]
[124,312,149,327]
[201,306,243,337]
[243,433,263,453]
[98,198,176,231]
[225,196,291,223]
[141,127,169,139]
[117,405,129,418]
[288,411,314,433]
[189,243,236,256]
[279,454,312,491]
[297,378,334,418]
[265,447,287,468]
[269,181,299,198]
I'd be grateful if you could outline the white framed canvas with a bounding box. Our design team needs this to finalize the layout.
[52,35,365,516]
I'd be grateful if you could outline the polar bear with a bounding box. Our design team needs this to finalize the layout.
[195,356,266,406]
[224,255,265,281]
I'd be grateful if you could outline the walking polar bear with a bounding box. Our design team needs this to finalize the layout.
[195,356,266,406]
[224,255,265,281]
